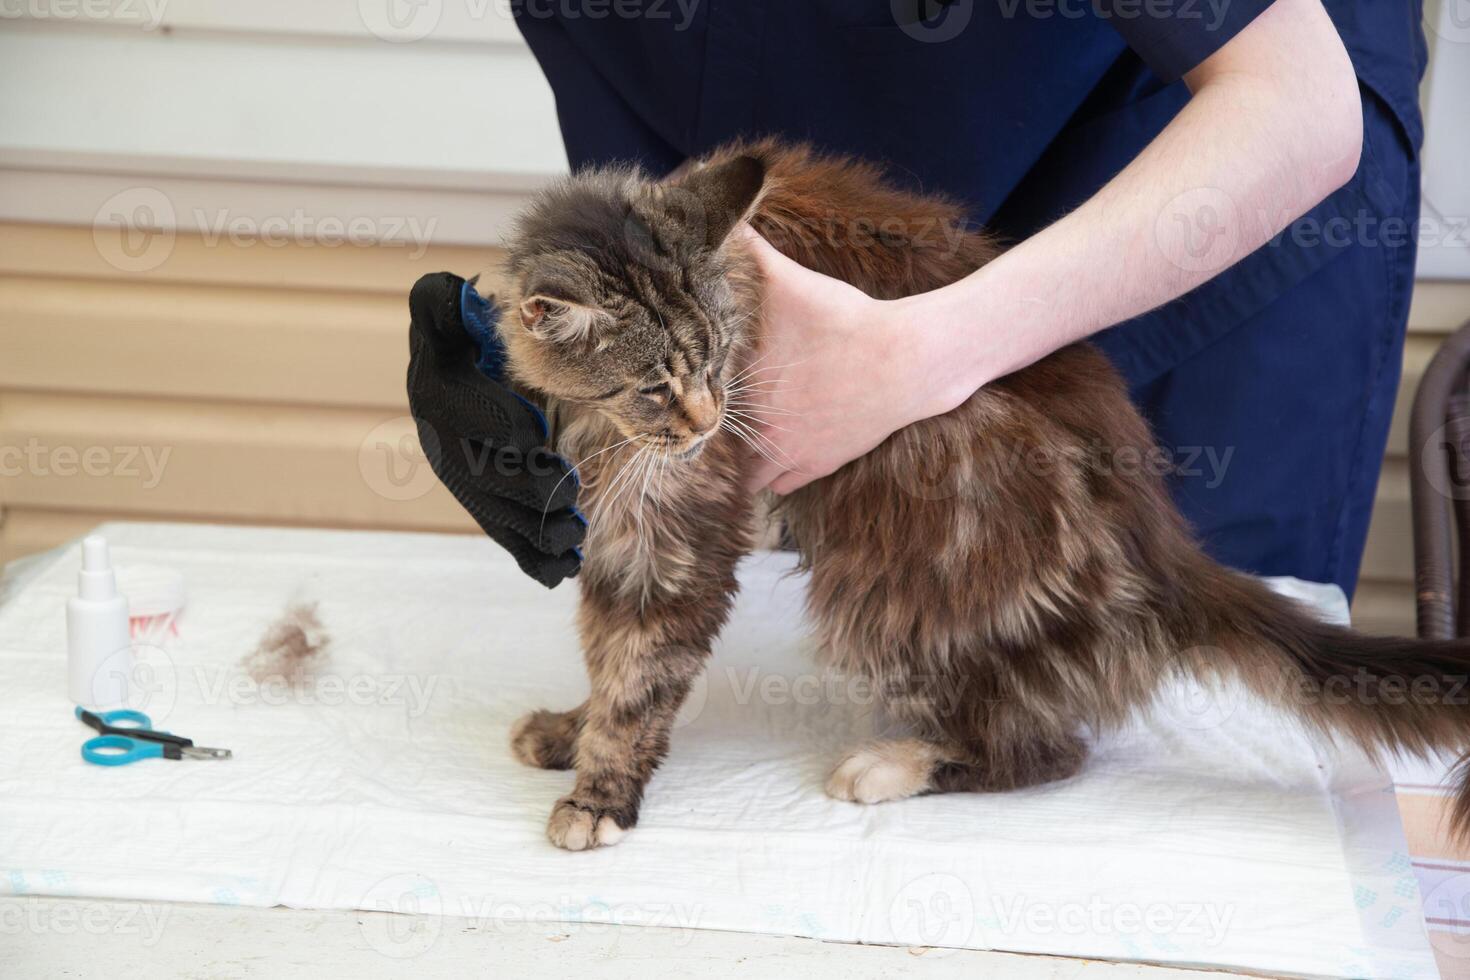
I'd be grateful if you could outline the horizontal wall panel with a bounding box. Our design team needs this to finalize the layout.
[0,166,537,249]
[1350,579,1416,637]
[1,276,410,409]
[0,223,507,296]
[1408,281,1470,335]
[0,391,478,533]
[0,26,563,181]
[1359,459,1411,584]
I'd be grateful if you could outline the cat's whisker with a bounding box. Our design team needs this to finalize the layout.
[724,347,777,385]
[638,447,670,554]
[632,443,669,554]
[637,443,659,524]
[724,363,800,393]
[594,444,650,528]
[720,376,782,393]
[723,389,790,410]
[626,453,647,545]
[729,370,802,384]
[725,399,799,417]
[728,356,808,382]
[630,445,659,515]
[724,377,786,397]
[561,435,641,496]
[645,455,661,519]
[726,415,797,468]
[726,409,794,433]
[612,450,653,539]
[621,445,655,512]
[727,410,799,423]
[726,402,793,426]
[538,434,640,545]
[721,416,793,472]
[724,383,790,400]
[723,297,769,333]
[724,379,807,399]
[722,425,784,473]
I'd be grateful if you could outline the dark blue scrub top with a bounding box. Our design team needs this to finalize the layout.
[513,0,1429,596]
[515,0,1426,387]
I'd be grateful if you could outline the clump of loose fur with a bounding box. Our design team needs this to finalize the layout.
[242,601,331,684]
[487,138,1470,852]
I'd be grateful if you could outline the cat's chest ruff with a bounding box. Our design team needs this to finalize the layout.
[582,502,701,602]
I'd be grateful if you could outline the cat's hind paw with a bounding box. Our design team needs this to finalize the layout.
[825,741,937,804]
[509,708,579,770]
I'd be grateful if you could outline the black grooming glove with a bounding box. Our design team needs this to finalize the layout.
[406,271,585,588]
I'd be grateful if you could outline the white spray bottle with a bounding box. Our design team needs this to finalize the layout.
[67,535,130,708]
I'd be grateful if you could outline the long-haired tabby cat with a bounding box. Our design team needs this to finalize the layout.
[497,140,1470,851]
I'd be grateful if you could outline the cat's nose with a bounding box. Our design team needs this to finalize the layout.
[680,389,720,436]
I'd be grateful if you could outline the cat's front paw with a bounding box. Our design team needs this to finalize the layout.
[510,708,579,770]
[545,797,632,851]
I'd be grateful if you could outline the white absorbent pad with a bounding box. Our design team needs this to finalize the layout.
[0,523,1437,978]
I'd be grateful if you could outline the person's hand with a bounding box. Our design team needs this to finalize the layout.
[736,228,958,494]
[406,272,585,587]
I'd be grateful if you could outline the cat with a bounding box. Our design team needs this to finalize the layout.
[495,139,1470,851]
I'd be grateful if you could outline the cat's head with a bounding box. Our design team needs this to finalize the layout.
[502,155,766,459]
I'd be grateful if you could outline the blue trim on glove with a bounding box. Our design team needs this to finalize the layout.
[459,277,552,442]
[459,276,506,377]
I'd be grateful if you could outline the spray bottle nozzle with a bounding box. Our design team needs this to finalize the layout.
[82,536,110,573]
[77,535,118,602]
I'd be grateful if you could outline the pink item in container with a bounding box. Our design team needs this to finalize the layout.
[116,564,186,643]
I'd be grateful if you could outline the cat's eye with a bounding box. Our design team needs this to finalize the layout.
[638,383,672,400]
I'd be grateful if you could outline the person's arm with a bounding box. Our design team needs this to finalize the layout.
[745,0,1362,494]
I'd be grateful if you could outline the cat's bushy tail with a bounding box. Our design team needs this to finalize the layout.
[1175,560,1470,835]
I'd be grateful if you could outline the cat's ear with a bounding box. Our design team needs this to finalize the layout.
[677,155,766,249]
[517,252,612,344]
[518,294,607,344]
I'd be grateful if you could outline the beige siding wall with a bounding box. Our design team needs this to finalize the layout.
[2,220,1467,634]
[0,221,488,561]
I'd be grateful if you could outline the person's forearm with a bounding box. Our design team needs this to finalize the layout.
[902,0,1362,414]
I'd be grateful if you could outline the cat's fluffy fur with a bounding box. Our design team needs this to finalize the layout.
[498,140,1470,851]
